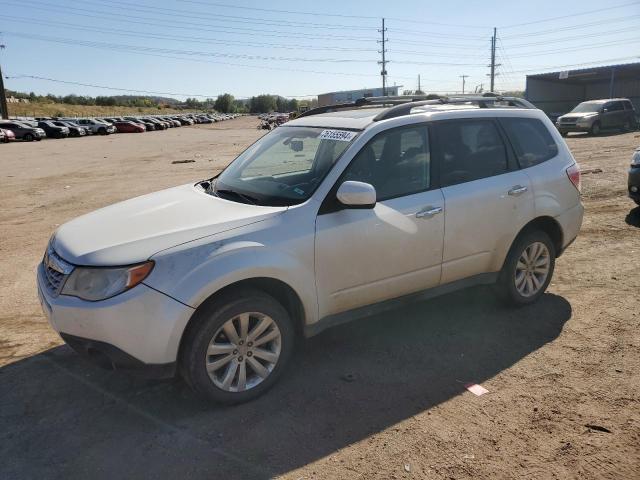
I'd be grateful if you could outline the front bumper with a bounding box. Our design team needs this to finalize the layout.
[556,123,592,133]
[629,166,640,202]
[37,262,195,372]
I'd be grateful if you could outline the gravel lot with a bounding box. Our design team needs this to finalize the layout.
[1,116,639,479]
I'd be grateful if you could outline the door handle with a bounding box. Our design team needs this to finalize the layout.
[508,185,528,196]
[415,206,443,219]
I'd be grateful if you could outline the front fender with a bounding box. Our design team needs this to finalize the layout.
[145,237,318,326]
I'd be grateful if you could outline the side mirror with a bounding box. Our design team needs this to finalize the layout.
[602,108,608,113]
[336,181,376,209]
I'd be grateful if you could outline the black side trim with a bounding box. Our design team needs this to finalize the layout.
[304,272,499,337]
[60,333,176,379]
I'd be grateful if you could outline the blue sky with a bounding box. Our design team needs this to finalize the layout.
[0,0,638,99]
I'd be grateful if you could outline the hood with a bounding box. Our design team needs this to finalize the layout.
[53,183,286,266]
[559,111,599,119]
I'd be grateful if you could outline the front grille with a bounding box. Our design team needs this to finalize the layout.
[41,242,74,296]
[44,264,66,295]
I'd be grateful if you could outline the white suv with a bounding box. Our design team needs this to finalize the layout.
[38,96,583,403]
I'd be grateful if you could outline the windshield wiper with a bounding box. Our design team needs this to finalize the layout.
[214,188,259,205]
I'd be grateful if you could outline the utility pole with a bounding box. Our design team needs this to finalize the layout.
[0,45,8,119]
[459,75,469,94]
[489,27,498,93]
[378,18,388,96]
[418,74,421,94]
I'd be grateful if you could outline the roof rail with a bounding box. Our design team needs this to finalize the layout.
[373,96,536,121]
[297,95,536,120]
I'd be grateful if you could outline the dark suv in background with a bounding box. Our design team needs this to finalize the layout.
[556,98,637,136]
[37,121,70,139]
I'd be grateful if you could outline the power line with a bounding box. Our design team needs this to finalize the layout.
[4,74,323,99]
[84,0,378,31]
[1,32,376,63]
[502,14,640,39]
[4,74,224,98]
[1,15,377,52]
[0,32,418,80]
[505,57,640,74]
[504,25,640,48]
[7,0,377,42]
[176,0,492,28]
[500,0,640,29]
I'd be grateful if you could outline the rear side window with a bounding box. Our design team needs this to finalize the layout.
[499,118,558,168]
[434,120,508,187]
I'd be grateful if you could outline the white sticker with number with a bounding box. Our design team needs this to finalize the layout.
[319,129,357,142]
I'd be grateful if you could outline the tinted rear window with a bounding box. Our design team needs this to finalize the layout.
[499,118,558,168]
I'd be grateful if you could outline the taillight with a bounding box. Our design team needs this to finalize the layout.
[566,163,581,193]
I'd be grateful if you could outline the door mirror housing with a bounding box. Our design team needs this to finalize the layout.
[336,181,376,209]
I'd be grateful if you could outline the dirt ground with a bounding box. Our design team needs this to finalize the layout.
[0,116,638,479]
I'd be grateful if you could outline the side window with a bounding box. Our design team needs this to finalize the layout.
[435,120,508,187]
[607,102,624,112]
[499,117,559,168]
[342,125,431,201]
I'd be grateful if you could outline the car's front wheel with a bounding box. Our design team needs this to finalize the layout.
[181,289,294,404]
[23,133,34,142]
[590,121,601,136]
[500,230,556,306]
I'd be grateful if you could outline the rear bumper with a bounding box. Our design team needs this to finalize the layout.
[555,202,584,256]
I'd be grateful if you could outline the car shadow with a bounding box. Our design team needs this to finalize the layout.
[625,206,640,228]
[0,288,571,479]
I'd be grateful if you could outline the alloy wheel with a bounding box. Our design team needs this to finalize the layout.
[205,312,282,392]
[514,242,551,297]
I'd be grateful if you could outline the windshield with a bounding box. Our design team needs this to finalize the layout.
[570,101,603,113]
[215,126,357,206]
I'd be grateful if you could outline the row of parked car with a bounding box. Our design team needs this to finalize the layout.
[0,113,240,143]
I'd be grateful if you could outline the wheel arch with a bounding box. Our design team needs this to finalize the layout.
[177,277,305,368]
[512,216,564,259]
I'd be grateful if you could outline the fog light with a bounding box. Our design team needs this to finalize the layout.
[631,186,639,193]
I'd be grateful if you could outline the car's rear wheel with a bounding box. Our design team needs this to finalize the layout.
[589,121,601,136]
[23,133,34,142]
[181,289,294,404]
[499,230,556,306]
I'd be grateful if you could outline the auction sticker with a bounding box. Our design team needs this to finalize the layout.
[319,129,357,142]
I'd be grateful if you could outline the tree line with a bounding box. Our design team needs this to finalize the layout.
[6,89,316,114]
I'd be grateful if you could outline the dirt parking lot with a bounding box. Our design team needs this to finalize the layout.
[1,116,639,479]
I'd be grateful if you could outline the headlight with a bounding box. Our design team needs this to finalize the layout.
[61,261,154,301]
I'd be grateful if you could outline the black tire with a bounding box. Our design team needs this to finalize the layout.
[498,230,556,306]
[589,121,601,136]
[99,127,107,135]
[181,288,295,404]
[23,133,34,142]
